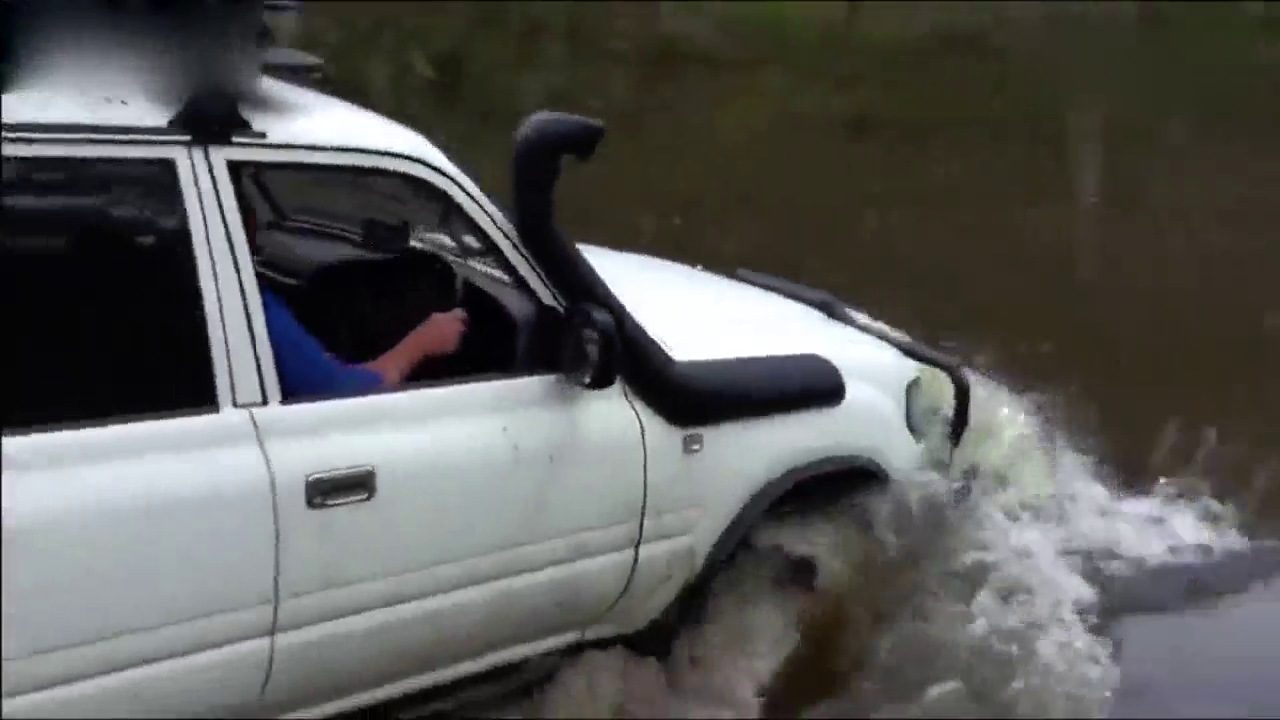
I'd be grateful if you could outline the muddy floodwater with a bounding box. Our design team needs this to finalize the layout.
[303,2,1278,717]
[1110,579,1280,718]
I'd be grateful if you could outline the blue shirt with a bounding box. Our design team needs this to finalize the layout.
[260,287,383,401]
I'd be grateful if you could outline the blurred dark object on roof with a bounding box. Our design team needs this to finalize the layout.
[0,0,326,94]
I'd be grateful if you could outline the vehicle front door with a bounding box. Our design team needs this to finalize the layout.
[0,142,277,718]
[201,146,646,714]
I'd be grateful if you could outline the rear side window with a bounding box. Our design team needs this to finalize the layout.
[1,155,218,432]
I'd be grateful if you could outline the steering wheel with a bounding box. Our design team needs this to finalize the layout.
[297,252,458,367]
[404,278,485,383]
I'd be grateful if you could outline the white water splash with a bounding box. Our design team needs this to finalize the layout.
[501,373,1273,719]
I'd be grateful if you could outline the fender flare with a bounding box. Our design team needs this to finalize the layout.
[698,454,890,582]
[626,454,889,657]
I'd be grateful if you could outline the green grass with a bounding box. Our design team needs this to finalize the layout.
[298,2,1276,162]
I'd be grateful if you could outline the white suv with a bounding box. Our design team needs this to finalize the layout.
[1,61,970,717]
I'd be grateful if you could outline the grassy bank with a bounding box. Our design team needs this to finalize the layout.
[298,2,1277,178]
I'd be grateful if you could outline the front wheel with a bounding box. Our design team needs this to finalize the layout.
[540,496,883,717]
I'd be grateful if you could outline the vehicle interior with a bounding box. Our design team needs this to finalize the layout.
[230,163,563,394]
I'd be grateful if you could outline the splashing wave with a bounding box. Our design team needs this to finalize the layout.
[498,372,1274,719]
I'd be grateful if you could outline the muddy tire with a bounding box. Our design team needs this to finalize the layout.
[624,471,884,660]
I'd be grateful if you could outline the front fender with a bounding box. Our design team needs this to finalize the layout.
[604,375,920,643]
[680,375,920,572]
[693,454,889,585]
[734,268,971,449]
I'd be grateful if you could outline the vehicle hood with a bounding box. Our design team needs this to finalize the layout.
[578,243,910,365]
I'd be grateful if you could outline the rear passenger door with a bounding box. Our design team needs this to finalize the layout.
[0,143,277,718]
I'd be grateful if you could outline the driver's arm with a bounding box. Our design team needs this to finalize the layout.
[359,306,467,387]
[259,287,466,401]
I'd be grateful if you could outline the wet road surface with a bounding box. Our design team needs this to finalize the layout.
[1111,580,1280,718]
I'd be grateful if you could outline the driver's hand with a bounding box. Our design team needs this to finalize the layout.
[415,308,469,357]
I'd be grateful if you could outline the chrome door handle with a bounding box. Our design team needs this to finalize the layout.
[305,466,377,509]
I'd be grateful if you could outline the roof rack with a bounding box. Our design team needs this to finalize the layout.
[167,86,262,144]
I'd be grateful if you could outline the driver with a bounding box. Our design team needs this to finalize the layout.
[244,207,468,401]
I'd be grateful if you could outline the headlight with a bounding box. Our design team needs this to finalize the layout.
[905,366,957,448]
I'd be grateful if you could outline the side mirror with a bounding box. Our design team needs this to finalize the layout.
[560,304,619,390]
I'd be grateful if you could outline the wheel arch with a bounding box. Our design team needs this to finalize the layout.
[696,455,889,585]
[625,453,889,657]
